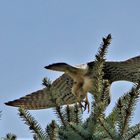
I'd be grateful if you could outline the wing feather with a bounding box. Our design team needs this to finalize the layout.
[5,74,78,109]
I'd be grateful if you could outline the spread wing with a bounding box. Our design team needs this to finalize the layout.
[5,74,78,110]
[103,55,140,83]
[5,55,140,109]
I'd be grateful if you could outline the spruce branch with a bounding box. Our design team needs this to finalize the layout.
[100,80,111,106]
[42,77,57,105]
[18,107,47,139]
[87,34,112,133]
[68,123,91,140]
[33,134,40,140]
[91,34,112,102]
[123,123,140,140]
[46,120,59,140]
[55,106,67,127]
[95,33,112,62]
[121,95,135,136]
[106,99,122,128]
[117,98,125,135]
[69,123,85,140]
[2,133,17,140]
[58,128,68,140]
[98,117,114,140]
[63,105,82,125]
[117,84,140,138]
[106,83,140,134]
[74,103,82,124]
[42,77,51,88]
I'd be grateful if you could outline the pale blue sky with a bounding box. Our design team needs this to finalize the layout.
[0,0,140,139]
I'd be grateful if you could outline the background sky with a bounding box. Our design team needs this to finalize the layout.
[1,0,140,139]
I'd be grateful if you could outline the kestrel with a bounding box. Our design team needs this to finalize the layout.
[5,55,140,112]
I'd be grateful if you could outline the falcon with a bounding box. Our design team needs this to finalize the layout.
[5,56,140,112]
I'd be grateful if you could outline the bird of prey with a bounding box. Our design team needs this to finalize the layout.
[5,55,140,112]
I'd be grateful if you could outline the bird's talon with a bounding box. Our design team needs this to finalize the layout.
[78,102,84,113]
[83,100,90,113]
[78,98,90,113]
[82,96,90,113]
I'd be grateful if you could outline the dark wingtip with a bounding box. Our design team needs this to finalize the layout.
[44,65,51,69]
[5,100,19,107]
[5,102,8,105]
[44,63,67,69]
[44,64,56,70]
[5,101,13,106]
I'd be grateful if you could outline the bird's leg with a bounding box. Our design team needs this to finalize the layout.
[78,95,90,113]
[73,81,90,112]
[77,95,86,113]
[78,101,84,113]
[82,95,90,113]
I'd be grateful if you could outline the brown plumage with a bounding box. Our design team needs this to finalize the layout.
[5,56,140,110]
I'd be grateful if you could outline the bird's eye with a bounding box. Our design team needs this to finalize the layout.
[74,81,77,84]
